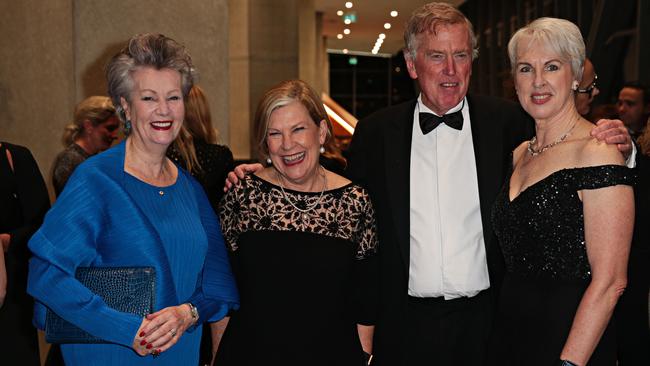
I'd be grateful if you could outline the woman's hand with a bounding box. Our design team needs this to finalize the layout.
[223,163,264,192]
[133,304,196,356]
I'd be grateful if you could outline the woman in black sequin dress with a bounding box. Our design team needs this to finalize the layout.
[490,18,634,366]
[214,80,378,366]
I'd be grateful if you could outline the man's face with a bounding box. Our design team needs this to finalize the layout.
[617,87,647,130]
[575,60,599,116]
[405,23,473,115]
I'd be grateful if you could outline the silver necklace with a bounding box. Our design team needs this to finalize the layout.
[276,167,327,220]
[527,119,578,156]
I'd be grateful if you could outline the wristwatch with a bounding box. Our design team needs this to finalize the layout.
[186,302,199,324]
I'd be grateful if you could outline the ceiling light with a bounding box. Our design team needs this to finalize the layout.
[343,49,349,54]
[343,28,350,35]
[345,2,353,9]
[379,33,386,39]
[384,23,391,29]
[390,10,398,17]
[344,18,351,25]
[337,34,343,39]
[336,10,344,16]
[372,49,378,54]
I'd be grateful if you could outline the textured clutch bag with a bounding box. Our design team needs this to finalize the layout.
[45,266,156,344]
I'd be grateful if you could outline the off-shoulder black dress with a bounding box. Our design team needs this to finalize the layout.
[490,164,635,365]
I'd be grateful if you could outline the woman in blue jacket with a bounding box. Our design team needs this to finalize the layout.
[27,33,239,365]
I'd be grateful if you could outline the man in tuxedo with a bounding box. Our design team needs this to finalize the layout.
[345,3,632,365]
[225,3,632,365]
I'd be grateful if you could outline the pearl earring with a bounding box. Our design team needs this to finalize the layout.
[266,157,272,165]
[319,146,325,154]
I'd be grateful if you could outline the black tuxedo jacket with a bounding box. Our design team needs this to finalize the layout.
[345,94,534,365]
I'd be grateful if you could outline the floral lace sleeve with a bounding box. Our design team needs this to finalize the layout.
[218,180,243,252]
[351,187,379,260]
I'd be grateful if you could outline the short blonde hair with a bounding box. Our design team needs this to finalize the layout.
[508,17,585,81]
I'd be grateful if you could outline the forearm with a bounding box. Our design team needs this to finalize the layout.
[210,317,230,362]
[560,281,625,364]
[357,324,374,354]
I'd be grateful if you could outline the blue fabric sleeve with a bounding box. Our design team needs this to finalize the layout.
[27,165,142,348]
[185,178,239,325]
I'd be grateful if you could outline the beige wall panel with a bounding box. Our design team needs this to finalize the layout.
[74,0,230,143]
[228,0,251,160]
[0,0,75,187]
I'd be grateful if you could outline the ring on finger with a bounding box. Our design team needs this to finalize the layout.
[170,329,177,337]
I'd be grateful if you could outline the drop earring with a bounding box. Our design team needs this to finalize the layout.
[266,157,272,165]
[319,146,325,154]
[124,119,132,134]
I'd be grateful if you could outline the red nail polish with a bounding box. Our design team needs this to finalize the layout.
[140,340,147,346]
[156,349,162,354]
[139,331,145,337]
[146,344,153,349]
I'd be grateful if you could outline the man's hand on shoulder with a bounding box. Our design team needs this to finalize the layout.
[590,119,632,158]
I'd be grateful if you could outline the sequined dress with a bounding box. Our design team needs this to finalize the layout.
[215,174,378,366]
[490,164,634,365]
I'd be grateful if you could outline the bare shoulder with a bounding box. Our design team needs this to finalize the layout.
[578,136,625,167]
[324,169,351,189]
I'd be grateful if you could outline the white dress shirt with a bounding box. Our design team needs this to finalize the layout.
[408,95,490,299]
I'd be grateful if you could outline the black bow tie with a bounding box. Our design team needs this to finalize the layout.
[419,110,464,134]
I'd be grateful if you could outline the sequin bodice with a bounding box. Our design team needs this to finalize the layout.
[492,164,634,281]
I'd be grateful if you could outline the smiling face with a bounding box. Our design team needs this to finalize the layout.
[121,67,184,152]
[514,40,577,122]
[405,23,473,115]
[266,101,327,189]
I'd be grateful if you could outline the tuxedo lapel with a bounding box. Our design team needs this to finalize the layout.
[384,100,416,266]
[467,94,500,252]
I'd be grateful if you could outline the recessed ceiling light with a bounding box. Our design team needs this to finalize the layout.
[379,33,386,39]
[343,28,351,35]
[384,23,392,29]
[337,34,343,39]
[344,18,351,25]
[390,11,398,17]
[345,2,353,9]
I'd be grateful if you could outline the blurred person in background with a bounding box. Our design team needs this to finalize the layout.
[574,58,599,117]
[0,141,50,366]
[617,82,650,139]
[52,95,119,196]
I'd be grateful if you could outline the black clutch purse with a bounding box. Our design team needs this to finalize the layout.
[45,266,156,344]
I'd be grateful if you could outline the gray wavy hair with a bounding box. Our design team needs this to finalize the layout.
[105,33,196,134]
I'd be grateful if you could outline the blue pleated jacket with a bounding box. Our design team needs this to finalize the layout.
[27,142,239,349]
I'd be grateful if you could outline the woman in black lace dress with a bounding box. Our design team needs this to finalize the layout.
[214,80,378,366]
[490,18,634,366]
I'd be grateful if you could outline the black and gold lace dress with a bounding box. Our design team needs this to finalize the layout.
[490,164,635,365]
[216,174,378,366]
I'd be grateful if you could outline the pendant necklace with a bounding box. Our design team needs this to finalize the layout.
[527,117,579,156]
[276,167,327,220]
